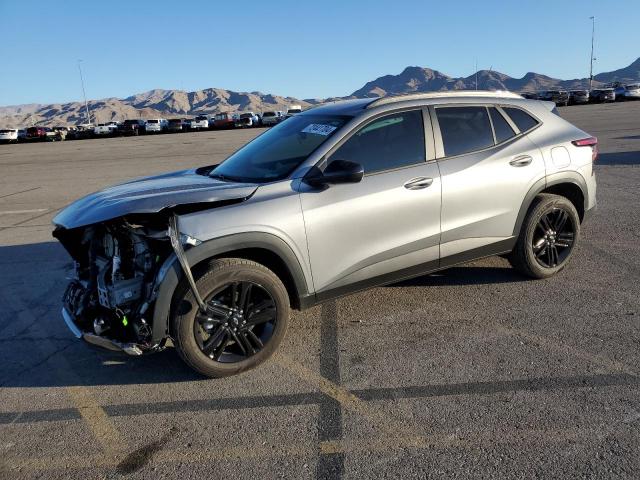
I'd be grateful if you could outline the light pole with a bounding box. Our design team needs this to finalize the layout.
[77,60,91,125]
[589,16,596,90]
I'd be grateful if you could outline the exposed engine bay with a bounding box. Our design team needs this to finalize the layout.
[55,216,176,353]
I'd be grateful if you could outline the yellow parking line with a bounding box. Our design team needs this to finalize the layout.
[65,386,126,459]
[275,353,428,445]
[1,427,588,473]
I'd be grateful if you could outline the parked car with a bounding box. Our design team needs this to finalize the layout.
[118,119,146,136]
[25,126,48,141]
[94,123,118,136]
[53,126,72,138]
[614,83,640,101]
[261,111,284,126]
[590,88,616,103]
[17,129,27,142]
[145,118,168,133]
[235,112,260,128]
[287,104,303,116]
[53,91,597,378]
[45,127,67,141]
[213,112,235,129]
[538,90,569,106]
[190,115,209,130]
[569,90,590,105]
[168,118,187,132]
[0,128,19,143]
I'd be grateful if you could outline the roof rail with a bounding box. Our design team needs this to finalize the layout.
[365,90,523,109]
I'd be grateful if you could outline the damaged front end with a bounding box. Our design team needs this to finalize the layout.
[52,168,258,355]
[55,214,180,355]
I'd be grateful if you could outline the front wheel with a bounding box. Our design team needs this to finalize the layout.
[508,193,580,279]
[172,258,290,378]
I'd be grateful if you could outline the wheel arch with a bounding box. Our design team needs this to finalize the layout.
[151,232,312,342]
[513,172,588,237]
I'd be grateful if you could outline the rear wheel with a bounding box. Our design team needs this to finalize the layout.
[508,194,580,279]
[172,258,290,378]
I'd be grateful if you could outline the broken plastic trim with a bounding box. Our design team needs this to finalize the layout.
[167,214,207,312]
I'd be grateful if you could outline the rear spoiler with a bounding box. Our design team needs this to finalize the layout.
[541,101,557,112]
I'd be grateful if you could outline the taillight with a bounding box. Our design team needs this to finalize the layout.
[572,137,598,162]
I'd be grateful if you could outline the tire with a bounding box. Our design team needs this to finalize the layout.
[508,193,580,279]
[172,258,290,378]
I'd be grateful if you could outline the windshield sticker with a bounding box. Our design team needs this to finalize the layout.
[301,124,337,136]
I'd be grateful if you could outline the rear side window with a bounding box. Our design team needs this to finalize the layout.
[502,107,539,133]
[436,106,494,157]
[488,107,515,143]
[329,110,425,174]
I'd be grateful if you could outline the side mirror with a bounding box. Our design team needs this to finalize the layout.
[305,160,364,187]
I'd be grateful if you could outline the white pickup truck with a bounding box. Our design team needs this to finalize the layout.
[145,118,168,133]
[94,122,118,136]
[190,115,209,130]
[0,128,19,143]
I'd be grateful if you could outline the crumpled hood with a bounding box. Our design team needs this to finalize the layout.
[53,168,258,229]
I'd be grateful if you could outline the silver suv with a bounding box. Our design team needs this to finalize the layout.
[53,91,597,377]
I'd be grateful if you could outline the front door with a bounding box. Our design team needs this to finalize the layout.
[299,109,442,297]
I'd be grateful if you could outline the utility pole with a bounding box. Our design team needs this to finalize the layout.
[589,16,596,90]
[77,60,91,125]
[475,60,478,90]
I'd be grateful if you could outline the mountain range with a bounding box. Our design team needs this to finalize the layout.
[1,57,638,129]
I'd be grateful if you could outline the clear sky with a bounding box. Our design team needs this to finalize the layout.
[1,0,638,106]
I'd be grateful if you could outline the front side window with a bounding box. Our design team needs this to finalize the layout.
[329,110,425,174]
[488,107,515,144]
[436,106,494,157]
[212,114,349,183]
[502,107,539,133]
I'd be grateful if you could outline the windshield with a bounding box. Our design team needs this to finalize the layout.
[240,113,253,119]
[147,119,159,123]
[211,114,350,183]
[288,109,302,114]
[195,116,207,121]
[215,113,227,120]
[263,112,275,117]
[124,120,139,125]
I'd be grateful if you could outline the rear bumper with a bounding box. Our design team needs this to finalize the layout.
[61,307,144,356]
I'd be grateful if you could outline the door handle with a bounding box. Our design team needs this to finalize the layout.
[403,177,434,190]
[509,155,533,167]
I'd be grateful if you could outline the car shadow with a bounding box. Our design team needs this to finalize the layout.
[596,150,640,166]
[390,264,528,288]
[0,240,203,387]
[613,135,640,141]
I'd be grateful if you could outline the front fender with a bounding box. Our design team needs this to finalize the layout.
[150,232,311,342]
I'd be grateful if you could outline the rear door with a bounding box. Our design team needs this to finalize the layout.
[431,104,545,259]
[299,108,442,296]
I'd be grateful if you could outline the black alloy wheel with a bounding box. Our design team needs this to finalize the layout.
[531,207,576,268]
[194,281,277,363]
[508,193,581,279]
[172,258,290,378]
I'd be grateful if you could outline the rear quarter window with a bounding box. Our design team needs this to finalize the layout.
[488,107,515,144]
[502,107,539,133]
[436,106,494,157]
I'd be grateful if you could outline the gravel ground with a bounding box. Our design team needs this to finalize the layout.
[0,102,639,479]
